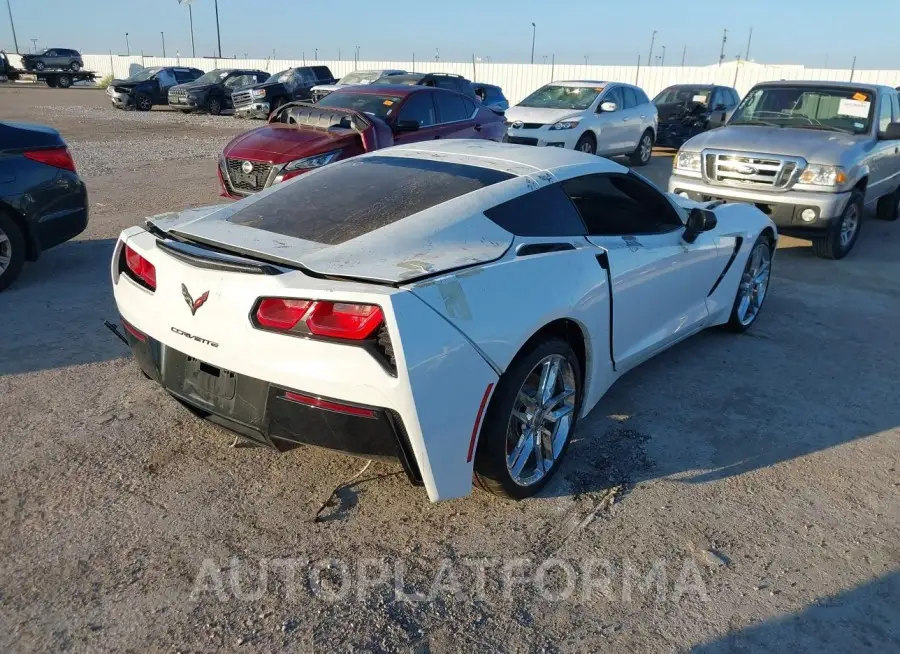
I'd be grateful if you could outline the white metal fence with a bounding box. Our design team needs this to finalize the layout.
[22,53,900,103]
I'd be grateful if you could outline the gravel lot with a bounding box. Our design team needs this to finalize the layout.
[1,86,898,653]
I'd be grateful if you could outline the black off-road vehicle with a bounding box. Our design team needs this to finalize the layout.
[168,68,270,115]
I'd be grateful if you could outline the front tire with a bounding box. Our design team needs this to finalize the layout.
[0,213,26,292]
[134,93,152,111]
[34,61,46,71]
[474,338,582,499]
[812,190,863,259]
[629,129,654,166]
[723,235,773,333]
[207,96,223,116]
[55,74,72,89]
[574,132,596,155]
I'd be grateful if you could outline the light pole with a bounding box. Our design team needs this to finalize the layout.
[5,0,18,54]
[530,22,536,64]
[648,30,657,68]
[177,0,196,57]
[661,45,666,66]
[125,32,130,56]
[584,54,589,65]
[314,48,318,61]
[30,38,37,53]
[160,31,166,57]
[214,0,222,57]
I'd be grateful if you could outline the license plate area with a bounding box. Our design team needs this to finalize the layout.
[234,172,258,188]
[183,356,236,401]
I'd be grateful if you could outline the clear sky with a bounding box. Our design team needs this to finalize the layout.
[3,0,899,68]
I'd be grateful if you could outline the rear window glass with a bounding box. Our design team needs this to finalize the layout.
[228,156,514,245]
[484,184,586,236]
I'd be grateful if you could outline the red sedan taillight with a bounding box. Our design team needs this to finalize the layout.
[254,298,384,341]
[122,244,157,291]
[23,147,77,173]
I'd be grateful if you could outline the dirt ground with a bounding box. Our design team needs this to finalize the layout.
[0,86,898,653]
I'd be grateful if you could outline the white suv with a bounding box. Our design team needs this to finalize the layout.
[504,81,658,165]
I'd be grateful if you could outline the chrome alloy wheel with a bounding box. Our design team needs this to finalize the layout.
[0,227,11,274]
[639,134,652,163]
[839,202,860,247]
[736,242,771,326]
[578,140,594,154]
[506,354,577,487]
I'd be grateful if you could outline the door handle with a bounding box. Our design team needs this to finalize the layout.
[474,124,483,132]
[640,115,646,119]
[622,117,630,122]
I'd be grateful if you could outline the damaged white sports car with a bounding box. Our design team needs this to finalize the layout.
[111,140,776,502]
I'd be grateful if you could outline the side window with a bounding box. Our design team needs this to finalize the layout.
[255,73,269,84]
[397,93,436,127]
[710,89,724,108]
[601,87,624,111]
[224,74,247,89]
[45,50,57,57]
[312,66,332,81]
[484,184,586,237]
[633,88,650,106]
[461,97,477,117]
[296,68,316,86]
[435,77,458,91]
[173,69,194,83]
[892,93,900,123]
[879,95,893,132]
[622,87,638,109]
[561,173,683,236]
[434,91,470,123]
[156,69,177,87]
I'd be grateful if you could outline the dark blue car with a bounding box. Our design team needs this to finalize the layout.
[0,122,88,290]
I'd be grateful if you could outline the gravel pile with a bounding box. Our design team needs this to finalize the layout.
[69,135,232,176]
[31,104,252,130]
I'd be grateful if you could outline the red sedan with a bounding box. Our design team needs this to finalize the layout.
[218,85,506,198]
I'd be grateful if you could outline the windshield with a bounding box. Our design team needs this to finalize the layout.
[193,69,231,85]
[339,71,382,85]
[518,85,603,110]
[654,86,712,107]
[730,86,873,134]
[270,69,296,84]
[126,68,161,82]
[315,92,404,120]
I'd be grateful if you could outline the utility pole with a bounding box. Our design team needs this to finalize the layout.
[5,0,18,53]
[661,45,666,66]
[849,55,856,82]
[733,55,741,87]
[745,27,753,60]
[584,54,589,65]
[551,53,555,82]
[681,44,686,66]
[161,32,166,58]
[542,55,547,64]
[314,48,318,61]
[125,32,130,56]
[719,29,728,66]
[188,4,195,57]
[31,38,37,54]
[648,30,657,67]
[530,22,536,64]
[635,54,640,84]
[214,0,222,58]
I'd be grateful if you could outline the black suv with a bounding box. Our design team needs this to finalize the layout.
[653,84,741,148]
[107,66,203,111]
[21,48,83,72]
[168,68,270,115]
[232,65,335,119]
[372,72,476,100]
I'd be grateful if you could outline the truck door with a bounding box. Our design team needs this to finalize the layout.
[154,69,177,104]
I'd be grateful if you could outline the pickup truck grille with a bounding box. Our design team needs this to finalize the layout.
[225,158,272,193]
[232,90,253,107]
[703,152,801,189]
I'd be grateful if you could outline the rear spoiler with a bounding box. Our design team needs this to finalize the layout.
[269,102,393,153]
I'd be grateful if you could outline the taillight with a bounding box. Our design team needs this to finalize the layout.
[253,298,384,341]
[123,244,157,291]
[281,391,376,419]
[23,147,77,173]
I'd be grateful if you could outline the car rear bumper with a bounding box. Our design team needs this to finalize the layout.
[668,174,851,231]
[121,320,423,483]
[233,101,270,118]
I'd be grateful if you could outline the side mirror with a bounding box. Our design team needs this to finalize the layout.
[880,122,900,140]
[394,119,420,132]
[683,208,718,243]
[599,101,617,113]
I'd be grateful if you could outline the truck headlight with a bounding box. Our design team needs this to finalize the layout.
[250,88,267,99]
[549,120,580,130]
[798,165,847,187]
[283,150,342,171]
[674,150,702,172]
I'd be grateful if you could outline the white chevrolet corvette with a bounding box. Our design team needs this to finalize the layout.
[112,140,776,502]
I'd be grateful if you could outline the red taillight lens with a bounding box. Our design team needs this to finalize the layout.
[123,244,157,290]
[281,391,376,419]
[255,298,312,330]
[23,147,77,173]
[305,302,384,340]
[253,298,384,341]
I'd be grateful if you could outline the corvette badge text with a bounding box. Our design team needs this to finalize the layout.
[171,326,219,348]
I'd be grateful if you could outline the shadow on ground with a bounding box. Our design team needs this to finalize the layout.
[0,238,127,376]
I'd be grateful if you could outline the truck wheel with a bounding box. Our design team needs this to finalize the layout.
[0,212,26,292]
[34,61,46,71]
[813,190,863,260]
[629,129,654,166]
[45,77,58,88]
[69,61,81,72]
[474,338,582,500]
[207,96,223,115]
[56,74,72,89]
[875,187,900,221]
[723,234,773,333]
[135,93,152,111]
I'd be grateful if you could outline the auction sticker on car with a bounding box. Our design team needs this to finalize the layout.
[838,98,870,118]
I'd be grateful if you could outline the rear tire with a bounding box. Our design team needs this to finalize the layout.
[0,212,26,292]
[474,338,582,500]
[723,234,773,333]
[207,96,223,116]
[179,109,192,114]
[574,132,596,155]
[69,61,81,72]
[875,187,900,221]
[55,74,72,89]
[629,129,654,166]
[812,189,863,259]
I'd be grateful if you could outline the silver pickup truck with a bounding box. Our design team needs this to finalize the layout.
[669,81,900,259]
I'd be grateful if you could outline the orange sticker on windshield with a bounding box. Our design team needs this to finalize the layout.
[594,87,605,92]
[852,92,868,101]
[383,100,394,106]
